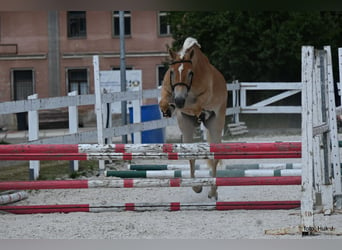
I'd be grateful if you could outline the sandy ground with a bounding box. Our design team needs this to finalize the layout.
[1,134,342,239]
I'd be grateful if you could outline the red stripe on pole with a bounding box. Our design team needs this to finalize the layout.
[216,200,300,210]
[125,203,135,211]
[123,153,133,160]
[0,180,89,190]
[124,179,134,188]
[209,142,301,153]
[0,204,90,214]
[213,152,301,159]
[168,153,178,160]
[215,176,301,186]
[115,144,125,153]
[0,144,79,154]
[0,153,88,161]
[163,144,173,153]
[170,202,181,211]
[170,178,181,187]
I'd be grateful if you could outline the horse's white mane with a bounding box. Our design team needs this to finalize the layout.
[179,37,201,59]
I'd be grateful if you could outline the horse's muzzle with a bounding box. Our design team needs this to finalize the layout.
[175,97,186,108]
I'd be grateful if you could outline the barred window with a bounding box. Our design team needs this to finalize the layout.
[67,11,87,38]
[67,69,89,95]
[158,12,172,36]
[112,11,131,37]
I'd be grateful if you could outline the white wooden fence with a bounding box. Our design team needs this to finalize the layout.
[0,84,302,143]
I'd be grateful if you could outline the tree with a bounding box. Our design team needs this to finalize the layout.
[168,11,342,83]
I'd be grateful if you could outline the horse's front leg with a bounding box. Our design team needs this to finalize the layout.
[190,159,202,193]
[207,159,218,200]
[176,112,202,194]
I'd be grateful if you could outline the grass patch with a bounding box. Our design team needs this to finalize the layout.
[0,160,99,181]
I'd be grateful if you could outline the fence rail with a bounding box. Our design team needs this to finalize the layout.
[0,82,302,144]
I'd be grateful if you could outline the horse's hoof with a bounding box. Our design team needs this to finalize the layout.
[192,185,203,193]
[208,191,218,201]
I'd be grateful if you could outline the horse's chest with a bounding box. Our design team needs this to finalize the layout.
[185,93,198,105]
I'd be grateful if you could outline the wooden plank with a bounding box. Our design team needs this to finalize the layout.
[300,46,315,234]
[339,48,342,106]
[226,107,240,116]
[325,46,342,209]
[228,126,248,132]
[241,106,301,114]
[68,91,79,172]
[251,90,301,107]
[240,82,302,90]
[28,94,40,180]
[226,82,240,91]
[313,123,329,136]
[30,117,177,144]
[230,130,249,136]
[0,94,94,114]
[227,122,246,127]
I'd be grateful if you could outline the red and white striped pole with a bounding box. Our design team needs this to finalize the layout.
[0,176,301,190]
[0,200,301,214]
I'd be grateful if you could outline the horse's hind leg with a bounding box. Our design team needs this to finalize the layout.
[176,112,202,194]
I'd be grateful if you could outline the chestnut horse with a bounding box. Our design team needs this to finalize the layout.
[159,37,227,200]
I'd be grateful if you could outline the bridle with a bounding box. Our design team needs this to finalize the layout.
[169,60,194,92]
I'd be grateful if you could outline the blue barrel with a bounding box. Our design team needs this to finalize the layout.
[129,104,165,143]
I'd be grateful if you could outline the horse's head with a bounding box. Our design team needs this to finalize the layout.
[168,48,195,109]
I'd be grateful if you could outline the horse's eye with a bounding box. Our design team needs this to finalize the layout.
[188,71,193,82]
[170,70,174,82]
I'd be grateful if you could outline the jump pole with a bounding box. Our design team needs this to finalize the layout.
[0,151,301,161]
[0,176,301,190]
[0,191,28,205]
[0,142,301,154]
[128,163,303,171]
[105,169,302,178]
[0,200,301,214]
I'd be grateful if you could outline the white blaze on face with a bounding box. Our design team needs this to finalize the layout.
[178,63,184,82]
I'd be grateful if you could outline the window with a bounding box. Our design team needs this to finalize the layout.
[158,12,172,36]
[12,70,34,100]
[67,69,88,95]
[67,11,87,38]
[157,65,168,86]
[112,11,131,37]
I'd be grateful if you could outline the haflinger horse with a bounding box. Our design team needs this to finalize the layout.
[159,37,227,200]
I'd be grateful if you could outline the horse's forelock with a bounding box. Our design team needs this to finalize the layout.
[179,37,201,59]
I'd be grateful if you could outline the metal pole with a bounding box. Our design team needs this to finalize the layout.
[119,11,128,143]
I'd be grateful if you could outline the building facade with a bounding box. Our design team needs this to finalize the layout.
[0,11,173,129]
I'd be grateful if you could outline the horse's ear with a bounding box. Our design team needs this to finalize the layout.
[189,48,195,60]
[168,48,177,60]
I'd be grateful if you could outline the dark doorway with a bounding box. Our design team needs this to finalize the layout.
[12,70,34,130]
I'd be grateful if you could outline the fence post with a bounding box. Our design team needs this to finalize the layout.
[68,91,79,172]
[130,82,142,144]
[324,46,342,209]
[301,46,315,235]
[93,55,105,175]
[28,94,40,180]
[339,48,342,107]
[233,80,240,123]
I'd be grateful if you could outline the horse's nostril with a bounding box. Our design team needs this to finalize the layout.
[175,97,185,108]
